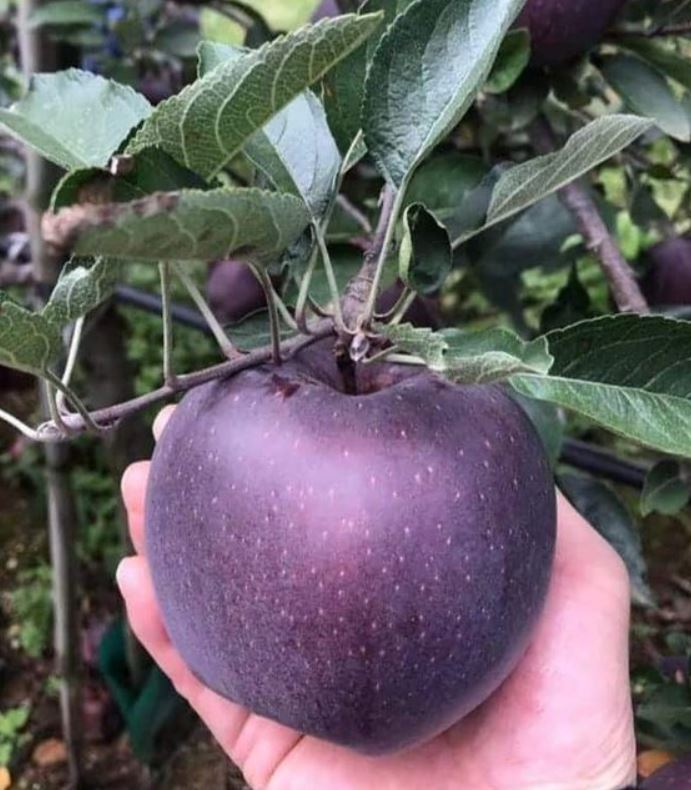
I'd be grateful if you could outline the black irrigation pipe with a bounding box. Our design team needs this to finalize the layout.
[114,285,650,490]
[560,439,648,490]
[116,285,209,333]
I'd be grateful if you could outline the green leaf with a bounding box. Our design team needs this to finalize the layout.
[363,0,524,188]
[560,472,654,608]
[0,293,62,375]
[226,311,298,351]
[381,323,553,384]
[51,148,207,212]
[154,20,202,59]
[198,42,341,222]
[0,69,151,171]
[485,29,530,94]
[601,54,691,143]
[511,315,691,458]
[342,133,368,173]
[247,92,341,221]
[540,263,594,334]
[509,391,564,468]
[636,681,691,753]
[43,257,122,327]
[618,36,691,93]
[127,14,382,179]
[404,152,487,236]
[640,460,691,517]
[323,0,416,154]
[460,115,653,246]
[54,188,311,263]
[29,0,103,28]
[398,203,451,295]
[196,40,240,75]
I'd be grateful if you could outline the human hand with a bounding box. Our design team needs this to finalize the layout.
[117,407,637,790]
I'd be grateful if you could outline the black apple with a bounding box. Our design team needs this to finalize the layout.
[312,0,342,22]
[517,0,628,67]
[377,280,441,329]
[641,753,691,789]
[0,365,32,394]
[641,237,691,307]
[146,343,556,753]
[206,260,267,324]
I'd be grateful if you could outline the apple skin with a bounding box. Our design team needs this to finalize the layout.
[641,753,691,789]
[0,365,32,394]
[312,0,342,21]
[146,346,556,754]
[206,260,267,324]
[517,0,628,67]
[641,237,691,307]
[378,280,441,329]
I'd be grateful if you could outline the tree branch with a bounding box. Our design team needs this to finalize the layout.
[646,21,691,37]
[531,118,649,314]
[335,194,372,234]
[33,320,335,441]
[340,183,397,330]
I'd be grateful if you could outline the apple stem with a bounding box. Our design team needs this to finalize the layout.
[0,405,42,441]
[295,244,321,332]
[377,287,416,325]
[159,261,177,387]
[335,194,372,235]
[55,315,85,415]
[172,262,241,360]
[267,281,299,332]
[316,226,346,331]
[46,369,106,436]
[253,266,284,365]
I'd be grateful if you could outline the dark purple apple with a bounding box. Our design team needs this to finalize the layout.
[377,280,441,329]
[206,260,267,324]
[311,0,342,21]
[517,0,628,67]
[146,343,556,753]
[641,753,691,789]
[0,365,32,394]
[641,237,691,307]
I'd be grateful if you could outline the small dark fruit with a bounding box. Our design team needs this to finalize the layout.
[312,0,342,21]
[377,280,441,329]
[146,343,556,753]
[0,365,33,394]
[641,237,691,308]
[206,260,267,324]
[517,0,628,66]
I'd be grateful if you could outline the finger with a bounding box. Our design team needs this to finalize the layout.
[121,462,150,556]
[116,556,253,759]
[153,405,176,442]
[555,491,631,594]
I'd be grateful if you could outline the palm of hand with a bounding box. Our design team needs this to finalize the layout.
[118,410,636,790]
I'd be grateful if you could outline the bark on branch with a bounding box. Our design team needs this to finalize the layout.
[531,118,649,314]
[36,320,335,440]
